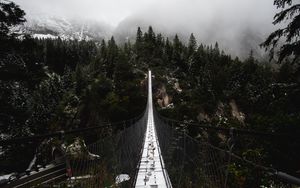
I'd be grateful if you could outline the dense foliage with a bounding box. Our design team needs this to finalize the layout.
[0,1,147,172]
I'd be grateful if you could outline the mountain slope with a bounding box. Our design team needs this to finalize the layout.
[14,15,113,41]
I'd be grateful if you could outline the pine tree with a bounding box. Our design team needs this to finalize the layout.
[143,26,157,66]
[0,0,26,39]
[106,36,118,79]
[124,39,132,61]
[154,33,164,58]
[145,26,156,42]
[173,34,182,60]
[246,49,255,64]
[172,34,188,72]
[188,33,197,57]
[135,27,143,57]
[261,0,300,62]
[136,27,143,43]
[100,39,107,62]
[164,38,173,65]
[213,42,220,56]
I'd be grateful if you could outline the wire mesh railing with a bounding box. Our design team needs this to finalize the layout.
[154,111,300,188]
[0,112,147,188]
[49,110,148,188]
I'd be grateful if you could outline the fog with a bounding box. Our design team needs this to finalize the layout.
[13,0,155,26]
[13,0,278,58]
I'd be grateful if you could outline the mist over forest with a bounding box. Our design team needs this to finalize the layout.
[14,0,278,59]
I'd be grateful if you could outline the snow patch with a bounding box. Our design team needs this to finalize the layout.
[0,174,11,181]
[115,174,130,184]
[13,15,113,41]
[33,34,58,39]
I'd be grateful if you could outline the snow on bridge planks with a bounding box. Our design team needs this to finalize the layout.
[135,70,172,188]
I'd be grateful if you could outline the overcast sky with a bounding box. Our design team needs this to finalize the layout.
[13,0,279,58]
[14,0,277,27]
[14,0,154,26]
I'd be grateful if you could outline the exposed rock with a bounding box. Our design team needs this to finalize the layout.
[197,112,211,122]
[215,102,225,118]
[66,138,100,160]
[157,99,163,108]
[215,102,229,125]
[229,99,245,123]
[174,82,182,93]
[162,103,174,109]
[156,84,172,108]
[165,75,182,93]
[26,138,65,172]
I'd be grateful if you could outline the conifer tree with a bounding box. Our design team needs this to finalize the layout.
[154,33,164,58]
[145,26,156,42]
[262,0,300,62]
[99,39,107,68]
[173,34,182,60]
[0,0,25,39]
[214,42,220,56]
[172,34,186,70]
[136,27,143,43]
[124,40,133,61]
[143,26,157,66]
[188,33,197,57]
[106,36,118,79]
[164,38,173,65]
[135,27,143,57]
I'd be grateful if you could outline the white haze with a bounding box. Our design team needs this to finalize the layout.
[13,0,278,58]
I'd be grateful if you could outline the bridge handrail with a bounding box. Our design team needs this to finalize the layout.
[184,132,300,186]
[0,112,145,145]
[157,113,299,138]
[155,111,300,186]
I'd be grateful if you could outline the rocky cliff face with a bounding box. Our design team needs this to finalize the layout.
[156,84,172,108]
[229,99,246,124]
[154,74,184,109]
[196,102,246,124]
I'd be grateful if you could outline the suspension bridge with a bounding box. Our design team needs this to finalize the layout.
[0,70,300,188]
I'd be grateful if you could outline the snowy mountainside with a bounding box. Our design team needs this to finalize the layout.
[15,15,113,41]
